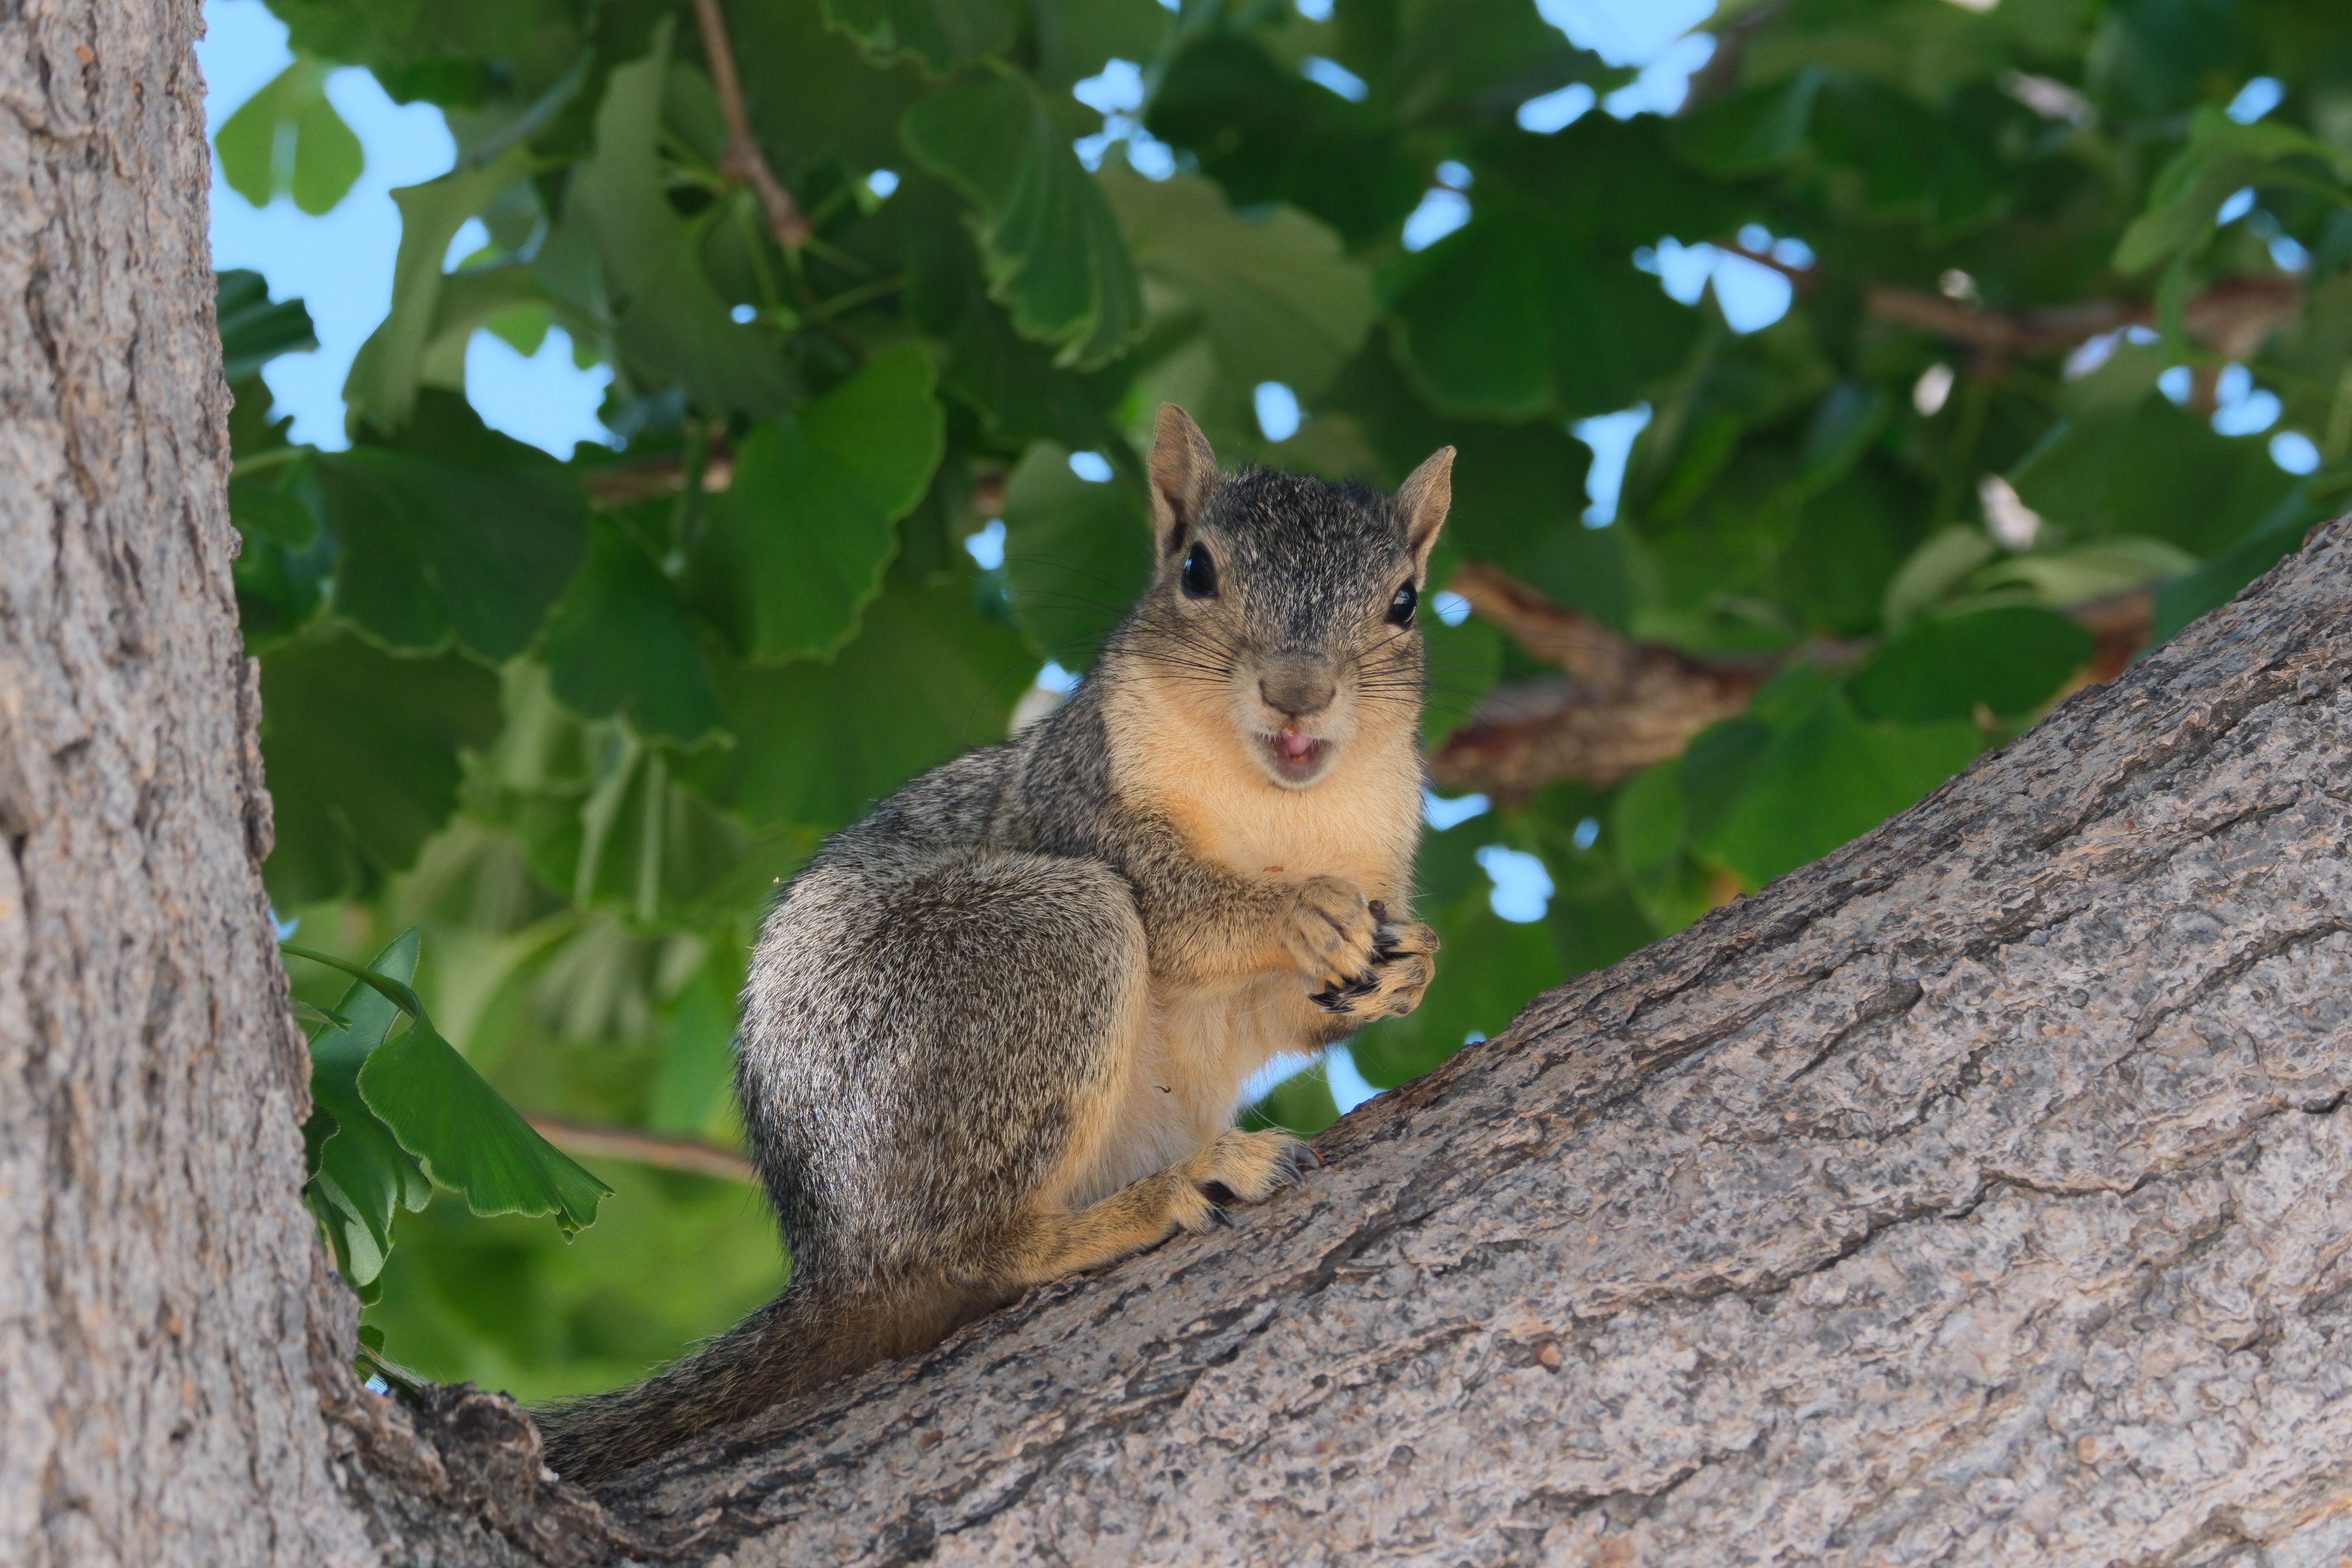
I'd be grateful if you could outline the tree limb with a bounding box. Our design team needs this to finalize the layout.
[689,0,811,251]
[1427,561,2154,800]
[1430,560,1766,796]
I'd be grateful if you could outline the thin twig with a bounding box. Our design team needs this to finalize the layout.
[526,1115,756,1184]
[581,448,736,507]
[690,0,812,249]
[1866,275,2303,366]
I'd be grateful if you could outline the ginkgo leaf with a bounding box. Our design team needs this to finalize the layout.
[903,77,1146,370]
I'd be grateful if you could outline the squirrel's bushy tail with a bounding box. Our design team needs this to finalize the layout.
[533,1278,848,1484]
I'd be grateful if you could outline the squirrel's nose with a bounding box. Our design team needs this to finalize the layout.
[1259,663,1336,720]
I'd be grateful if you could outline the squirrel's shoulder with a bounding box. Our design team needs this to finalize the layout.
[808,679,1117,870]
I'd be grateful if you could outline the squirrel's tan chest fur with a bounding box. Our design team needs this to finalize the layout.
[1048,668,1424,1206]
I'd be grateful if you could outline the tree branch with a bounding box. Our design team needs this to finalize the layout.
[1430,560,1766,796]
[689,0,812,251]
[1866,273,2304,366]
[525,1117,755,1185]
[1429,561,2159,800]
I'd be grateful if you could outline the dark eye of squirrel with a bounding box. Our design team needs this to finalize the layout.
[1180,541,1218,599]
[1388,581,1417,627]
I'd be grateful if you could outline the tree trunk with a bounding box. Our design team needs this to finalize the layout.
[11,11,2352,1564]
[0,3,372,1561]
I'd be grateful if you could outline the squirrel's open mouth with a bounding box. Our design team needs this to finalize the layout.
[1259,728,1331,785]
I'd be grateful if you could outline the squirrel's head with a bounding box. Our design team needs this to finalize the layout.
[1128,405,1452,791]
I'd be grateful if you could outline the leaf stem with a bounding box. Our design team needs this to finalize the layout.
[229,445,310,480]
[281,944,431,1028]
[805,273,907,322]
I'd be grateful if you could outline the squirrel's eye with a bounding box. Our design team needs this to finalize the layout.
[1388,581,1417,627]
[1181,541,1218,599]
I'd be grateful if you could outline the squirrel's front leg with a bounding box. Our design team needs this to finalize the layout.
[1283,877,1439,1022]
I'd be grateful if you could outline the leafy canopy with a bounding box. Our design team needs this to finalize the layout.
[219,0,2352,1393]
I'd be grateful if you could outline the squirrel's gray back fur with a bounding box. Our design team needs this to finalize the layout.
[533,415,1453,1483]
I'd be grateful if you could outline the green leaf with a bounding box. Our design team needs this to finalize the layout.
[823,0,1019,76]
[907,176,1130,450]
[1849,607,2093,724]
[214,58,364,216]
[1668,67,1822,178]
[902,75,1146,371]
[317,391,589,662]
[1809,75,2004,236]
[1144,35,1423,247]
[258,637,503,906]
[228,475,318,550]
[1028,0,1175,101]
[648,949,745,1137]
[230,477,334,652]
[1692,675,1981,890]
[538,519,728,745]
[2149,488,2317,646]
[1883,527,1999,630]
[698,344,946,663]
[1332,0,1616,124]
[1321,343,1613,622]
[722,0,934,177]
[1383,200,1701,421]
[1611,758,1716,936]
[305,932,432,1286]
[287,945,612,1235]
[216,270,318,381]
[1099,165,1376,398]
[1969,536,2198,608]
[997,440,1151,671]
[680,579,1030,831]
[2010,392,2298,558]
[2116,107,2352,275]
[564,25,800,420]
[342,145,533,434]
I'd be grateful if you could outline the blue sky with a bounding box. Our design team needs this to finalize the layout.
[200,0,611,451]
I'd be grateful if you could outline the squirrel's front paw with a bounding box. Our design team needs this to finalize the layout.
[1283,876,1381,990]
[1313,910,1439,1020]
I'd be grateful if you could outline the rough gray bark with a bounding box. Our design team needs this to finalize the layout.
[514,519,2350,1567]
[0,4,371,1562]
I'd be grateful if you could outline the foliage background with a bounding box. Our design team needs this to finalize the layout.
[213,0,2352,1401]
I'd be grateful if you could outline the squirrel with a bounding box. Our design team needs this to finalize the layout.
[534,406,1452,1482]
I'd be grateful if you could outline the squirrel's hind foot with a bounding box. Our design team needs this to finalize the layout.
[1173,1127,1318,1230]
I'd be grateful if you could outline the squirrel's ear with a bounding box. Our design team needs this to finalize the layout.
[1396,446,1454,575]
[1148,404,1221,559]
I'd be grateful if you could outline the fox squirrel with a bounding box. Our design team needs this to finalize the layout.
[535,406,1452,1482]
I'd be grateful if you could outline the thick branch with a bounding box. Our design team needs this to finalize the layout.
[1430,562,2152,800]
[1430,560,1765,795]
[353,522,2352,1565]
